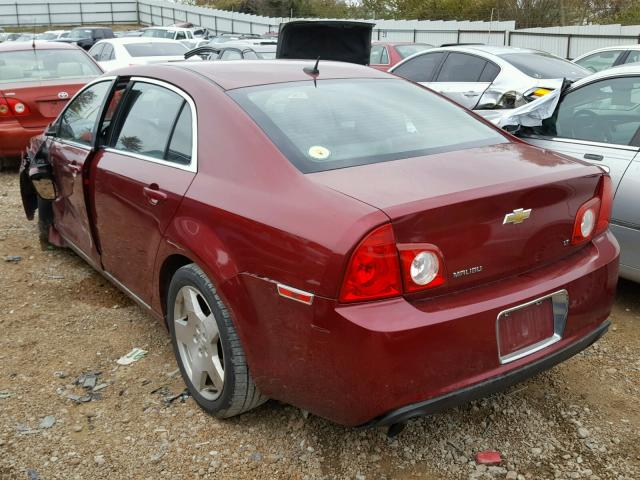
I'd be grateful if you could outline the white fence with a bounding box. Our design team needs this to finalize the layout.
[1,0,639,59]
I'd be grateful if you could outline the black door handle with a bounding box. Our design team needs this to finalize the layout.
[584,153,604,161]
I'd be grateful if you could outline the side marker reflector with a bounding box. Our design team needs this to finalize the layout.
[277,284,314,305]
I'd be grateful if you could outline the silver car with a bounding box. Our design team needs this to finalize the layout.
[390,45,589,112]
[516,65,640,282]
[573,45,640,74]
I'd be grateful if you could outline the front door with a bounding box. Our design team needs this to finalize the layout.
[50,79,113,265]
[93,79,197,304]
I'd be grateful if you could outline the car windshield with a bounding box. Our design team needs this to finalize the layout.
[500,52,589,80]
[124,42,188,57]
[69,29,92,39]
[141,29,175,39]
[0,49,102,83]
[230,78,507,173]
[395,44,432,58]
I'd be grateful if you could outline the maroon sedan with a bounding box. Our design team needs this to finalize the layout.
[0,41,102,168]
[21,60,618,429]
[369,41,433,71]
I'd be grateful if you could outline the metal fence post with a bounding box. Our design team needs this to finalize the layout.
[250,21,253,34]
[15,2,19,27]
[79,2,84,24]
[456,29,460,43]
[46,2,51,26]
[172,7,176,23]
[110,2,114,24]
[136,0,141,25]
[214,15,218,34]
[566,34,571,59]
[506,30,511,46]
[413,29,416,42]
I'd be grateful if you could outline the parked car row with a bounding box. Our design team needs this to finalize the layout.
[1,20,635,434]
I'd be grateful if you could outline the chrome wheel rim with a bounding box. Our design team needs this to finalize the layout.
[173,286,224,401]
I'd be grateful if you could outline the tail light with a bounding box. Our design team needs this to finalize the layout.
[398,244,446,293]
[0,97,30,116]
[339,224,402,302]
[571,175,613,245]
[339,224,447,303]
[524,87,554,102]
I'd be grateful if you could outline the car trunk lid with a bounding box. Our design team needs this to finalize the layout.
[276,20,373,65]
[0,79,88,128]
[308,142,603,296]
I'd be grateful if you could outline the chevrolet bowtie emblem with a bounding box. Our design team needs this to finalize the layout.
[503,208,532,225]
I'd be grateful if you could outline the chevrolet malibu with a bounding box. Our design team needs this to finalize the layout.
[21,60,619,429]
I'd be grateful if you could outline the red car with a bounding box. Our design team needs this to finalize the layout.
[0,41,102,168]
[369,41,433,71]
[21,60,618,430]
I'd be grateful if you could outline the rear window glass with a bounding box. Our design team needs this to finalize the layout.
[395,44,432,59]
[124,43,187,57]
[499,52,589,80]
[0,49,102,83]
[229,79,507,173]
[141,29,175,39]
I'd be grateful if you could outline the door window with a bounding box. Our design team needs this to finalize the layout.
[392,52,446,82]
[112,82,194,164]
[166,104,193,164]
[552,76,640,145]
[58,81,111,146]
[435,53,488,82]
[575,50,624,73]
[479,62,500,82]
[175,31,186,41]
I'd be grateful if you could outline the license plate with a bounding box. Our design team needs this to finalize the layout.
[497,290,568,364]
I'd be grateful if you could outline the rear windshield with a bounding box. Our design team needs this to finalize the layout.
[69,29,92,39]
[229,79,507,173]
[124,42,187,57]
[0,49,101,83]
[395,44,432,59]
[141,29,175,39]
[500,52,589,80]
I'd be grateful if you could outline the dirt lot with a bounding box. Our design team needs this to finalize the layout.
[0,170,639,480]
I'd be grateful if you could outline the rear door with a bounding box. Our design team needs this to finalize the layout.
[92,78,197,304]
[523,75,640,193]
[49,79,114,265]
[428,52,493,109]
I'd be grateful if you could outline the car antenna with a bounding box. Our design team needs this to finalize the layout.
[303,57,320,76]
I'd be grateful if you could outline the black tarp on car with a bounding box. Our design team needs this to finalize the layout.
[276,21,374,65]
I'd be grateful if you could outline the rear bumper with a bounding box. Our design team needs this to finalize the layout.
[0,121,45,160]
[238,231,619,426]
[364,318,609,427]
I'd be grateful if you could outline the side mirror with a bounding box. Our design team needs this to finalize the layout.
[44,123,57,137]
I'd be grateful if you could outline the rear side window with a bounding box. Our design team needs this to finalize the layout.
[436,53,487,82]
[58,81,111,145]
[625,50,640,65]
[113,82,193,163]
[101,44,114,61]
[89,43,104,61]
[230,79,506,173]
[167,105,193,164]
[221,49,242,60]
[392,52,446,82]
[370,45,385,64]
[479,62,500,82]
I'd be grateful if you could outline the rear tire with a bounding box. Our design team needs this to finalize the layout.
[167,263,267,418]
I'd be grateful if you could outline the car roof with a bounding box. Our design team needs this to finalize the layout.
[439,45,540,56]
[219,42,276,51]
[125,59,390,90]
[143,26,190,32]
[0,40,81,52]
[372,41,431,46]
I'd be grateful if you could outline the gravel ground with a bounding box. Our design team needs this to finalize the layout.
[0,171,639,480]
